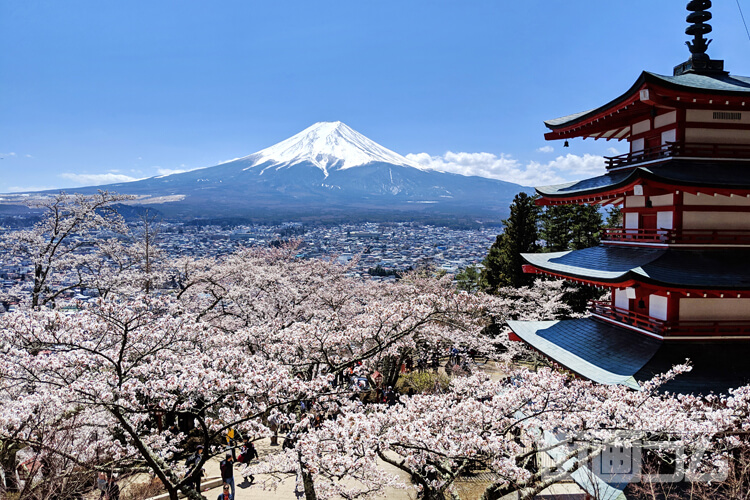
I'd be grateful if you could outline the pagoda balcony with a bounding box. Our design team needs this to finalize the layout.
[590,301,750,338]
[605,141,750,170]
[602,228,750,246]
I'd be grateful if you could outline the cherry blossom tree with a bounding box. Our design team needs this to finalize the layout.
[173,245,498,385]
[0,246,498,498]
[0,295,336,499]
[268,367,742,500]
[0,191,132,308]
[0,215,747,500]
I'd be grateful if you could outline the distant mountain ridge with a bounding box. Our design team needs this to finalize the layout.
[9,122,529,222]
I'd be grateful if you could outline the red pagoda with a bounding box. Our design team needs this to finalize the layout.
[507,1,750,393]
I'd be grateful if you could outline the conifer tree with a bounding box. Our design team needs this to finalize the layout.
[482,192,540,291]
[540,204,602,251]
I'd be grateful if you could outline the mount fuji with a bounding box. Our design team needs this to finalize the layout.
[22,122,528,222]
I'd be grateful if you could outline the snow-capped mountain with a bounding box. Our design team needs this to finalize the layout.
[20,122,529,222]
[234,121,426,175]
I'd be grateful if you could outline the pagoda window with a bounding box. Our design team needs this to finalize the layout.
[679,298,750,321]
[624,212,639,232]
[656,211,673,230]
[649,295,669,321]
[615,288,634,311]
[686,109,750,125]
[631,138,645,153]
[661,128,676,145]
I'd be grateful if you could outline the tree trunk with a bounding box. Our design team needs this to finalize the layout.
[303,468,317,500]
[423,488,451,500]
[32,264,43,308]
[0,445,19,492]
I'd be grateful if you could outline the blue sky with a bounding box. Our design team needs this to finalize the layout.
[2,1,750,192]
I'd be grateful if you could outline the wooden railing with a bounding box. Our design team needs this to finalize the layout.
[590,301,750,337]
[602,228,670,243]
[604,141,750,170]
[590,301,666,333]
[603,228,750,245]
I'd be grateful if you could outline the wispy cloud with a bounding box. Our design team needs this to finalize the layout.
[406,151,606,186]
[536,146,554,153]
[59,173,141,186]
[6,185,58,193]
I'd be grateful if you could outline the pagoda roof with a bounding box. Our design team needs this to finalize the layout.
[506,318,662,389]
[507,318,750,394]
[544,71,750,141]
[536,160,750,202]
[522,246,750,289]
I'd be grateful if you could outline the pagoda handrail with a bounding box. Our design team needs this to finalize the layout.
[602,228,670,243]
[590,301,750,337]
[604,141,750,170]
[589,300,666,333]
[603,228,750,245]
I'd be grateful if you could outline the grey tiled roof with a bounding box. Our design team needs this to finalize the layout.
[635,342,750,394]
[522,246,750,288]
[545,71,750,129]
[507,318,662,389]
[508,318,750,394]
[648,72,750,93]
[536,160,750,198]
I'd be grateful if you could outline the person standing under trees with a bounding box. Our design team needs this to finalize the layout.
[238,438,258,484]
[103,474,120,500]
[219,451,235,498]
[185,445,204,494]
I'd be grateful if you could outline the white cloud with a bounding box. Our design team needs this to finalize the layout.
[1,152,17,158]
[606,147,621,155]
[59,173,141,185]
[536,146,554,153]
[7,185,57,193]
[406,151,606,186]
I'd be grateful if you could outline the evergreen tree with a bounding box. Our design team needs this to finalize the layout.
[605,205,623,228]
[455,264,484,293]
[540,204,602,251]
[481,192,540,291]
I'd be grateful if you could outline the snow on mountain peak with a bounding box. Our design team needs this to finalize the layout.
[244,121,425,176]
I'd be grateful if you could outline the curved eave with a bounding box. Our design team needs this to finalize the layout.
[544,71,750,141]
[508,319,750,394]
[506,319,662,389]
[521,247,750,290]
[536,161,750,204]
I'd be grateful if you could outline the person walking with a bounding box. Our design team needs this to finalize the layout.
[96,471,108,497]
[219,451,235,499]
[238,439,258,484]
[103,474,120,500]
[184,445,205,493]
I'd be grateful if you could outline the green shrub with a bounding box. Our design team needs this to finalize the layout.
[397,371,450,394]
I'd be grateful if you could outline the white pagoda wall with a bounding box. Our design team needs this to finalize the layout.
[679,298,750,321]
